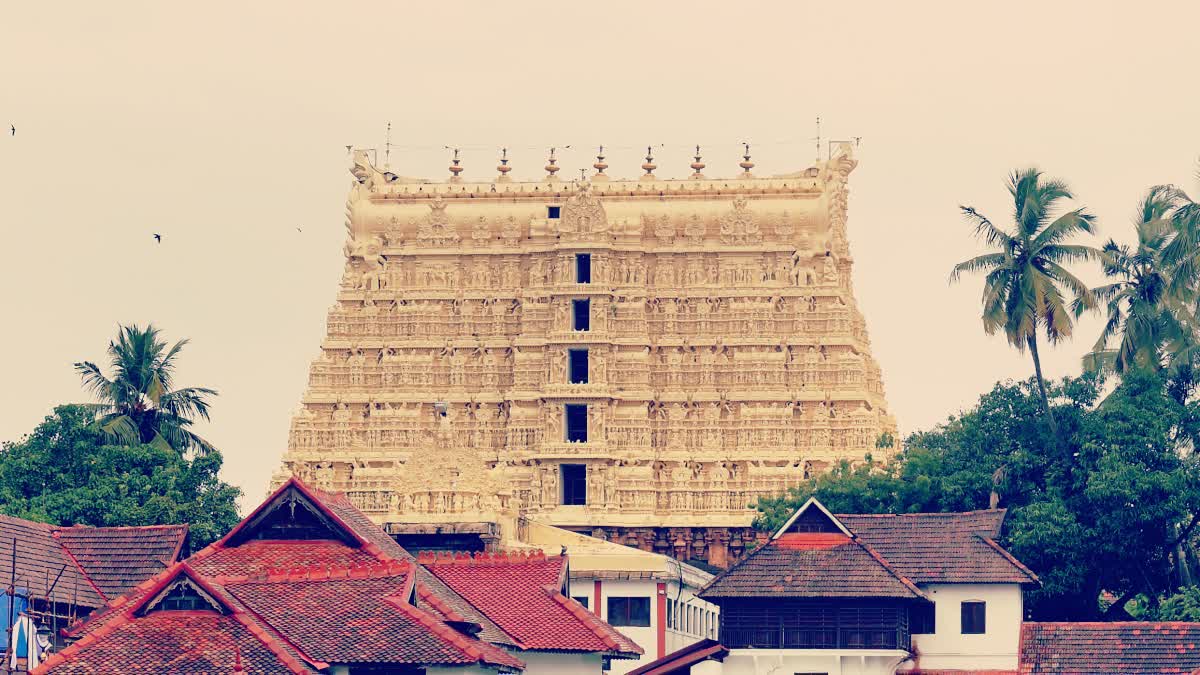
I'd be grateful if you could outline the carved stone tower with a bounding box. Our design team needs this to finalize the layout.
[275,142,897,567]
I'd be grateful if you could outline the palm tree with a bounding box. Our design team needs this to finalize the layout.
[1082,185,1198,377]
[951,168,1100,433]
[75,324,218,455]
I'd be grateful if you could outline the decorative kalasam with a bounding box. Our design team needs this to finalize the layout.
[274,142,896,567]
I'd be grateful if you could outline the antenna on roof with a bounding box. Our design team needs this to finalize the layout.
[814,115,822,162]
[384,121,392,170]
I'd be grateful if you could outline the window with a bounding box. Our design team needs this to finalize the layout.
[666,599,674,629]
[572,595,589,610]
[912,602,936,634]
[961,601,986,634]
[547,205,561,219]
[572,299,591,331]
[561,464,587,505]
[576,254,591,283]
[569,349,589,384]
[565,404,588,442]
[607,597,651,627]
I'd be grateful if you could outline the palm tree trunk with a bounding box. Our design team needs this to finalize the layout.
[1027,335,1059,436]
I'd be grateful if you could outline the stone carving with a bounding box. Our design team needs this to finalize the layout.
[559,182,608,238]
[419,195,460,246]
[720,197,760,245]
[276,148,896,569]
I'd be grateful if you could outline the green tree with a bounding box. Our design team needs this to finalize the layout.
[1084,186,1197,378]
[1155,586,1200,621]
[951,168,1100,433]
[0,406,241,547]
[754,371,1200,620]
[75,324,218,456]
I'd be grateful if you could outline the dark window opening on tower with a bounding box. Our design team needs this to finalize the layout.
[565,404,588,442]
[573,299,590,331]
[548,205,561,219]
[561,464,587,505]
[569,349,589,384]
[576,254,591,283]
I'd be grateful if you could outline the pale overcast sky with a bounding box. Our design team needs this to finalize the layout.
[2,1,1198,510]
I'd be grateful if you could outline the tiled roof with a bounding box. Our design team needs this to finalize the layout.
[37,563,322,675]
[699,532,925,600]
[0,515,104,609]
[0,515,187,611]
[224,566,523,670]
[422,550,644,657]
[627,639,728,675]
[36,611,319,674]
[54,524,187,600]
[839,510,1037,585]
[1019,622,1200,674]
[188,539,382,578]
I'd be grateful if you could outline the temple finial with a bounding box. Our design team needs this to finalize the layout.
[690,144,706,179]
[446,147,463,183]
[640,145,657,181]
[496,147,512,183]
[545,147,562,182]
[739,142,755,178]
[592,145,609,182]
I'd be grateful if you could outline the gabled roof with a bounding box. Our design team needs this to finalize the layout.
[700,499,925,601]
[35,563,322,675]
[626,639,728,675]
[421,550,644,658]
[222,562,523,670]
[1020,622,1200,674]
[54,524,188,600]
[839,510,1038,585]
[0,514,187,610]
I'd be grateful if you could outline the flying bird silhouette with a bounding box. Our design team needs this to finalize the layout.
[296,226,303,233]
[153,233,162,243]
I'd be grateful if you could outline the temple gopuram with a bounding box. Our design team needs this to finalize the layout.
[274,141,897,568]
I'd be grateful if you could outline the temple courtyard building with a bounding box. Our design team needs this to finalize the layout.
[628,498,1200,675]
[276,141,897,568]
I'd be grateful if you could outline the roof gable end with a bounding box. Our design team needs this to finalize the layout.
[772,497,853,539]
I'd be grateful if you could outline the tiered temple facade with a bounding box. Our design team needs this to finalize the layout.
[274,142,896,568]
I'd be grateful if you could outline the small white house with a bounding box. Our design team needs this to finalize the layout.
[629,498,1038,675]
[520,520,720,674]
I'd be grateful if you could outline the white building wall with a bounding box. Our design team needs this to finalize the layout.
[566,576,719,675]
[518,651,605,675]
[902,583,1023,671]
[714,649,909,675]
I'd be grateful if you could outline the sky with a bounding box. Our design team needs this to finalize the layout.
[2,1,1198,511]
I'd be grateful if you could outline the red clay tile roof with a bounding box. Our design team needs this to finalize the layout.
[224,567,523,670]
[0,514,187,611]
[188,539,382,578]
[839,511,1037,585]
[626,638,728,675]
[422,550,644,657]
[37,563,322,675]
[54,524,187,600]
[36,611,319,675]
[699,532,925,600]
[1020,622,1200,674]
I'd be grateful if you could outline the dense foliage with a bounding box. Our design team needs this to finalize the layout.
[756,370,1200,620]
[0,405,240,547]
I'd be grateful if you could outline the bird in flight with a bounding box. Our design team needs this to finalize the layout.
[153,233,162,243]
[296,226,303,233]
